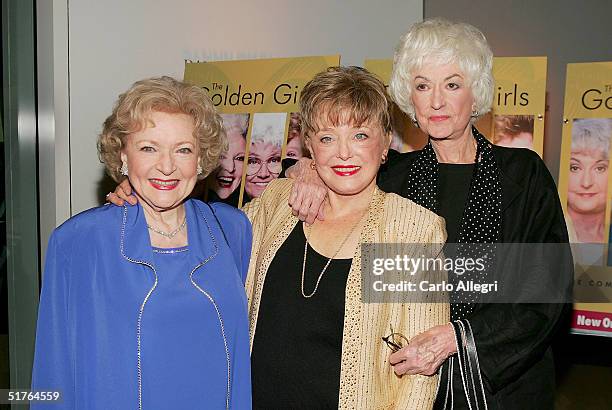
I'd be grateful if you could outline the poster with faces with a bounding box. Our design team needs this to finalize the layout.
[363,59,428,153]
[243,113,286,202]
[364,57,547,156]
[184,55,340,207]
[557,61,612,337]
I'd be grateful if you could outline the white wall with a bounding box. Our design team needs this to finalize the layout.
[65,0,423,215]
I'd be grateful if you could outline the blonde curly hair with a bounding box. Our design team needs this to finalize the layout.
[97,76,226,182]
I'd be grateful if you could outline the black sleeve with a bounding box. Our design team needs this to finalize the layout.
[279,158,298,179]
[467,155,573,393]
[377,149,418,194]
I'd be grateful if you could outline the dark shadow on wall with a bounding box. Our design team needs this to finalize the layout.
[553,332,612,409]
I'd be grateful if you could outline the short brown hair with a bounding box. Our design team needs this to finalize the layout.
[97,76,226,182]
[299,66,392,139]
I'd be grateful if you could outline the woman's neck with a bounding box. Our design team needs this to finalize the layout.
[431,126,476,164]
[141,200,188,248]
[324,181,375,220]
[569,208,605,242]
[305,181,374,259]
[141,202,185,228]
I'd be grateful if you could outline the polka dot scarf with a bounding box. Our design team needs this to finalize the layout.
[405,127,502,319]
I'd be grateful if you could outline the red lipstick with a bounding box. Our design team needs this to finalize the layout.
[216,176,234,188]
[331,165,361,176]
[149,179,179,190]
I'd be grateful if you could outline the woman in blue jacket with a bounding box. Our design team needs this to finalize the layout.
[31,76,252,409]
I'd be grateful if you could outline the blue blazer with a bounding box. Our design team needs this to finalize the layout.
[31,199,252,409]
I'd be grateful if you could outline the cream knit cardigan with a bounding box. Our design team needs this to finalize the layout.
[243,178,449,409]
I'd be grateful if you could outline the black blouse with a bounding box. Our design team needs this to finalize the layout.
[251,222,352,409]
[438,163,475,244]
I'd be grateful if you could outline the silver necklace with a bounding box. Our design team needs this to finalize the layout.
[301,212,366,298]
[147,217,187,238]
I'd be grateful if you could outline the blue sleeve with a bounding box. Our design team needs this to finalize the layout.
[211,203,252,285]
[31,232,75,409]
[236,211,252,285]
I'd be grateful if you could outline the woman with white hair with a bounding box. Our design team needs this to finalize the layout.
[285,18,572,409]
[244,113,285,200]
[567,118,612,243]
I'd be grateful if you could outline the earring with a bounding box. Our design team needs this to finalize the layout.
[471,109,479,118]
[381,154,388,164]
[197,164,203,175]
[120,162,128,176]
[310,160,316,170]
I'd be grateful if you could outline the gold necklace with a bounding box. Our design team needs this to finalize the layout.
[301,212,366,298]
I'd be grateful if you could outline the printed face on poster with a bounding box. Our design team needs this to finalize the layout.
[184,55,340,207]
[557,61,612,337]
[364,57,547,156]
[363,59,428,153]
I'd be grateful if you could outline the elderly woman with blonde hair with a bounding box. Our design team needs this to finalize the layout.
[494,114,535,149]
[244,66,448,409]
[32,77,252,409]
[286,19,572,409]
[567,118,612,243]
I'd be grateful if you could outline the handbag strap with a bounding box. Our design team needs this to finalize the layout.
[448,319,489,410]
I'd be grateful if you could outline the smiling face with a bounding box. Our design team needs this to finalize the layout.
[568,149,609,215]
[411,61,475,141]
[120,111,199,213]
[245,140,282,198]
[214,128,246,199]
[306,119,390,197]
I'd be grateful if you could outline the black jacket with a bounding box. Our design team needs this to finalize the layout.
[379,146,573,409]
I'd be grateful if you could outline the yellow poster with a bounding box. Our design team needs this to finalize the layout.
[184,55,340,207]
[364,59,428,152]
[364,57,547,156]
[557,61,612,337]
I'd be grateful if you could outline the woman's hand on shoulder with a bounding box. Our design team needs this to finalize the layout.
[389,323,456,376]
[106,179,138,206]
[286,157,327,225]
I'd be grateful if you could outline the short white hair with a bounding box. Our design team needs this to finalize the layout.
[571,118,612,159]
[221,113,249,136]
[389,18,494,120]
[250,112,286,146]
